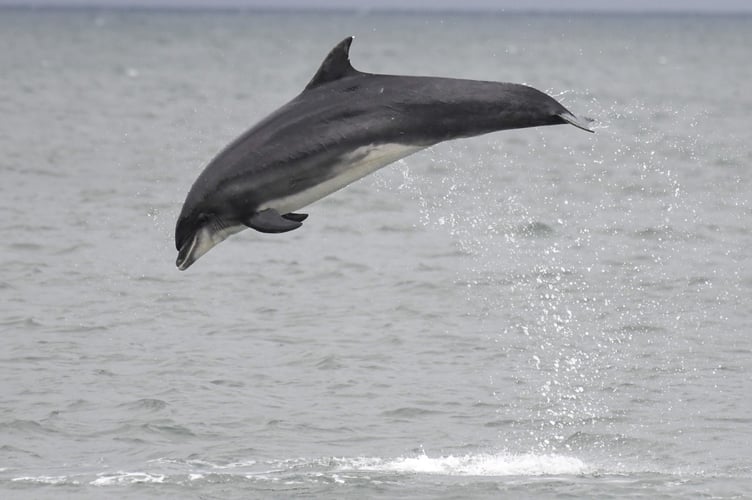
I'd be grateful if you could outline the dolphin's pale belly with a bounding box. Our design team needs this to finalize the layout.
[259,143,425,214]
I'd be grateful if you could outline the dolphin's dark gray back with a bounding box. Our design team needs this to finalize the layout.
[210,38,576,168]
[184,40,580,206]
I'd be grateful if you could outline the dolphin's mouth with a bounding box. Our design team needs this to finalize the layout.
[176,235,199,271]
[175,221,246,271]
[556,111,595,133]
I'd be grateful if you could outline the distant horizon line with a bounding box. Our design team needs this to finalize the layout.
[2,3,752,15]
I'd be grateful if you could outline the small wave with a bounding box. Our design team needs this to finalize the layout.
[11,475,78,485]
[7,242,42,251]
[118,398,169,411]
[0,317,45,329]
[515,221,555,238]
[377,223,417,233]
[209,379,245,387]
[315,354,344,370]
[103,421,196,441]
[380,407,443,418]
[52,243,93,255]
[91,471,165,486]
[615,323,666,335]
[0,419,52,434]
[341,453,590,476]
[688,276,712,287]
[149,457,258,469]
[141,423,194,437]
[0,444,42,460]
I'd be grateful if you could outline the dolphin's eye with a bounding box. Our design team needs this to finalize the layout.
[197,213,210,223]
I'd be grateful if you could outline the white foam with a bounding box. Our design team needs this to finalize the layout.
[90,471,166,486]
[148,457,257,469]
[80,453,589,487]
[11,475,76,485]
[342,453,590,476]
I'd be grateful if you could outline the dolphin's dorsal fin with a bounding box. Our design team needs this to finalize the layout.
[305,36,358,91]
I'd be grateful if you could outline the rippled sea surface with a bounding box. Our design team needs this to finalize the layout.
[1,8,751,498]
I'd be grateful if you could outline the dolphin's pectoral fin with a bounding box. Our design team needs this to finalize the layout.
[282,212,308,222]
[245,209,303,233]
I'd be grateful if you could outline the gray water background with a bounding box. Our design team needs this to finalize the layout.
[1,8,751,498]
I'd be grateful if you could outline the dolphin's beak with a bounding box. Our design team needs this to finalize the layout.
[557,111,595,133]
[176,222,245,271]
[176,227,213,271]
[176,234,198,271]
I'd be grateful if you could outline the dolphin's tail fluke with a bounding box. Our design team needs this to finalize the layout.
[557,111,595,133]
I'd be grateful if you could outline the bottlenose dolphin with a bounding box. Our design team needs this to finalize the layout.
[175,37,592,270]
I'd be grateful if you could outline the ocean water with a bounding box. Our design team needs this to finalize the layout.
[1,8,751,498]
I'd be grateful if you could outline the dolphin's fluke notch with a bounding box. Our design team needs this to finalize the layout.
[557,111,595,133]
